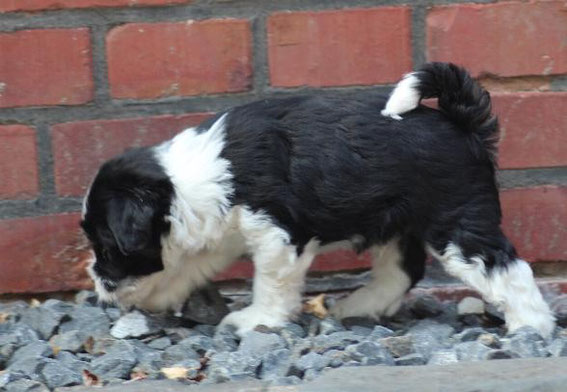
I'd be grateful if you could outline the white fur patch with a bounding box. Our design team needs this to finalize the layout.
[430,243,555,337]
[381,73,421,120]
[331,238,411,319]
[156,114,234,253]
[220,209,318,335]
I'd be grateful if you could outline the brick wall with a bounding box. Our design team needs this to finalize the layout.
[0,0,566,294]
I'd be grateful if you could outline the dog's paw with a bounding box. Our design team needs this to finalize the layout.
[219,306,287,337]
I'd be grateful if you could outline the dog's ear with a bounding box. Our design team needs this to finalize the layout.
[106,197,154,256]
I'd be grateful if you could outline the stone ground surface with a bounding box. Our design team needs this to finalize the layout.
[1,286,566,392]
[58,358,567,392]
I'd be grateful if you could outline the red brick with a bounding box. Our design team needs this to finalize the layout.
[427,2,567,77]
[216,251,371,281]
[107,20,252,99]
[0,29,93,108]
[501,186,567,262]
[0,125,39,200]
[51,113,211,197]
[0,213,92,294]
[267,7,412,88]
[0,0,191,12]
[493,93,567,169]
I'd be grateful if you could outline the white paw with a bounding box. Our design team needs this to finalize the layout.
[219,306,287,337]
[330,295,377,320]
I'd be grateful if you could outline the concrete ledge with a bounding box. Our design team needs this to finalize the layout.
[57,358,567,392]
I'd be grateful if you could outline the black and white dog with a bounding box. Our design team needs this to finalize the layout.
[81,62,555,336]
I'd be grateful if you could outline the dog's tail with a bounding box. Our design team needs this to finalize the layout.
[381,62,498,155]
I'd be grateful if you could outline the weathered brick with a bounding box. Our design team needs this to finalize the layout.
[0,0,191,12]
[216,250,372,281]
[107,20,252,99]
[0,125,39,200]
[493,93,567,169]
[268,7,412,87]
[427,2,567,77]
[501,186,567,262]
[0,29,93,108]
[0,213,92,294]
[51,113,211,197]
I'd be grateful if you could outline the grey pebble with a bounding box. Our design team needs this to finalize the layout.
[4,379,50,392]
[395,353,426,366]
[238,330,286,356]
[40,359,83,389]
[147,336,172,350]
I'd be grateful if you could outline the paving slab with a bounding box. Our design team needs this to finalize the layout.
[55,358,567,392]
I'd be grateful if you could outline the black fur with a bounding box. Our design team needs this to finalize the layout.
[81,147,173,289]
[82,62,516,294]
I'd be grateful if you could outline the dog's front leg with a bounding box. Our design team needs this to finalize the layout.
[220,216,317,336]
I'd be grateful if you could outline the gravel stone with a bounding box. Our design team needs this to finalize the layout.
[40,360,82,389]
[165,327,202,344]
[74,290,98,306]
[105,307,122,322]
[454,327,487,342]
[455,341,492,361]
[477,333,501,349]
[395,353,426,366]
[207,351,261,381]
[408,320,454,359]
[238,331,286,356]
[295,351,330,372]
[312,331,361,354]
[59,306,111,338]
[550,294,567,328]
[7,358,50,379]
[428,349,459,365]
[179,285,230,325]
[278,323,307,346]
[341,317,377,330]
[193,324,217,337]
[212,325,239,352]
[56,351,89,371]
[485,349,520,360]
[484,303,505,326]
[322,349,351,368]
[0,371,27,389]
[547,339,567,357]
[409,295,444,318]
[4,379,49,392]
[147,336,172,350]
[8,341,53,367]
[0,286,565,389]
[161,342,200,366]
[90,349,138,380]
[110,310,165,339]
[1,344,16,368]
[504,326,548,358]
[178,335,214,354]
[367,326,395,342]
[379,335,414,358]
[0,324,39,348]
[49,330,90,353]
[259,348,292,378]
[319,317,345,335]
[457,297,485,315]
[346,341,395,366]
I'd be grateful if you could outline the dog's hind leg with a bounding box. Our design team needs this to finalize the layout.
[331,235,426,320]
[428,233,555,337]
[219,209,317,336]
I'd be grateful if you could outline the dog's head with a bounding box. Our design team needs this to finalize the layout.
[81,147,174,308]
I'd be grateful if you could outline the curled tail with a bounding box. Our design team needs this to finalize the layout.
[381,62,499,156]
